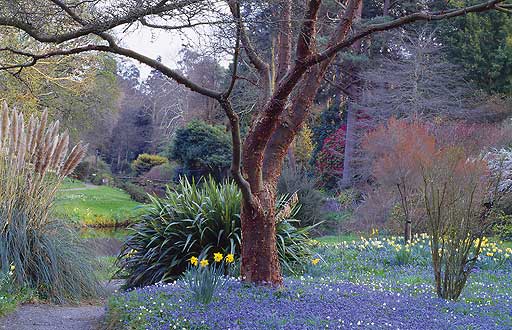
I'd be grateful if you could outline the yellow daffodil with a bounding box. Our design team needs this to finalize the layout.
[214,252,223,263]
[190,256,199,267]
[9,264,15,272]
[225,254,235,263]
[200,259,209,268]
[486,252,494,257]
[311,258,321,265]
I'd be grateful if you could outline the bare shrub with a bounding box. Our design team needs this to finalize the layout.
[363,118,435,243]
[420,148,496,300]
[364,118,512,300]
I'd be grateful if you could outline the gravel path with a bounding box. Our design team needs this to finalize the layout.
[0,281,122,330]
[0,305,105,330]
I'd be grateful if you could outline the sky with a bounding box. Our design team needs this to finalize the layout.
[117,26,185,80]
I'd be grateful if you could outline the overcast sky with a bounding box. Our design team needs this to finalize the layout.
[117,26,185,79]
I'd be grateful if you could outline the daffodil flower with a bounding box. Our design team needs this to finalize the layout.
[225,254,235,263]
[214,252,223,263]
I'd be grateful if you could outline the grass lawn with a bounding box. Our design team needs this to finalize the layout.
[54,185,145,227]
[314,233,359,245]
[60,177,87,190]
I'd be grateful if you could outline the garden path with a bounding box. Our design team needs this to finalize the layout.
[0,305,104,330]
[0,281,122,330]
[60,183,99,191]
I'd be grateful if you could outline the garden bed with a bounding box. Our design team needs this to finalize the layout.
[106,235,512,329]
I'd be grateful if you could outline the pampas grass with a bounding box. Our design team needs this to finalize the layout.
[0,102,100,303]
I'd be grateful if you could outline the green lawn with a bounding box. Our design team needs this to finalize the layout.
[60,177,87,190]
[314,234,359,245]
[54,185,145,227]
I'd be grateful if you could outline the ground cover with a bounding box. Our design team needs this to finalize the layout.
[105,234,512,329]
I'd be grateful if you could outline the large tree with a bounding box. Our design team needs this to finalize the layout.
[0,28,119,149]
[0,0,509,285]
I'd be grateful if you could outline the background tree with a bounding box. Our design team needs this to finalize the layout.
[169,120,232,180]
[109,64,153,173]
[0,28,119,150]
[440,5,512,94]
[143,66,187,153]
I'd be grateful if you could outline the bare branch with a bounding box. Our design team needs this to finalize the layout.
[0,0,203,44]
[296,0,322,61]
[0,45,111,70]
[139,17,230,30]
[308,0,508,65]
[275,0,292,83]
[228,0,269,77]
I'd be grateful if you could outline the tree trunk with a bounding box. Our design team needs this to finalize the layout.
[240,188,282,285]
[404,220,412,244]
[340,101,357,188]
[339,1,363,189]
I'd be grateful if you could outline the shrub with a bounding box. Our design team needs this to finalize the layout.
[363,119,512,300]
[0,104,100,303]
[90,171,114,186]
[168,121,231,180]
[293,125,315,167]
[352,188,396,233]
[131,153,168,176]
[277,163,326,229]
[114,179,150,203]
[143,162,176,182]
[315,125,346,189]
[117,177,314,288]
[363,118,435,243]
[311,103,343,164]
[420,148,495,300]
[494,215,512,241]
[72,155,111,182]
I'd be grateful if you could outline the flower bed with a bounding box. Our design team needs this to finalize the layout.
[106,235,512,329]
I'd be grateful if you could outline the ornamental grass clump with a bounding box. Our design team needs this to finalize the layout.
[118,176,314,288]
[0,102,100,303]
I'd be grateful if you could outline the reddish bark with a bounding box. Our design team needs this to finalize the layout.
[240,189,282,284]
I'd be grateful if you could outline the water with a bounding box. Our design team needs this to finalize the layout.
[80,228,129,256]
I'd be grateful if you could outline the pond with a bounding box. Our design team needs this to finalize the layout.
[80,228,129,257]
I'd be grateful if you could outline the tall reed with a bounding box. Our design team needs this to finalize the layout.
[0,102,99,303]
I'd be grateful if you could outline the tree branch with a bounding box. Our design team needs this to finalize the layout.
[228,0,270,80]
[0,45,111,70]
[308,0,508,65]
[139,17,230,30]
[0,0,203,44]
[275,0,292,83]
[296,0,322,61]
